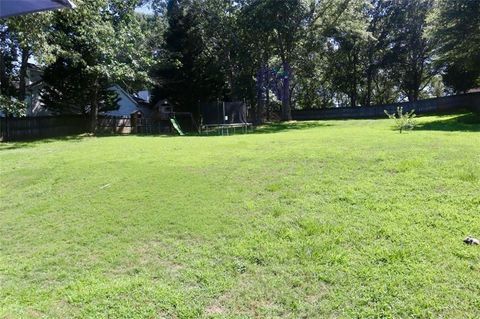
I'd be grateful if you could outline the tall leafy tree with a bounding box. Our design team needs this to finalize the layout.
[328,0,435,106]
[361,0,402,106]
[394,0,435,102]
[151,0,228,114]
[241,0,366,116]
[429,0,480,93]
[0,14,52,116]
[41,58,119,115]
[42,0,151,131]
[315,0,370,107]
[241,0,308,120]
[0,22,18,99]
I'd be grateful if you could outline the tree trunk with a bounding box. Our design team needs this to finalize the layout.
[0,55,5,94]
[0,51,6,93]
[350,49,358,107]
[256,65,266,124]
[18,47,30,102]
[0,30,9,94]
[407,86,419,102]
[281,62,292,121]
[350,93,356,108]
[90,85,99,133]
[411,90,419,102]
[227,52,234,96]
[350,71,357,107]
[257,100,265,125]
[266,77,270,121]
[365,68,373,107]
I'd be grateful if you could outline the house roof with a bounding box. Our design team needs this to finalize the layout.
[109,84,140,108]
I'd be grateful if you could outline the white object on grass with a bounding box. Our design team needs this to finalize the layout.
[464,236,480,245]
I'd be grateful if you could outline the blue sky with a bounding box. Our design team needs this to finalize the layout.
[135,4,153,15]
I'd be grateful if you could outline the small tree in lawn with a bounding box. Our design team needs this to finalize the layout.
[384,107,416,133]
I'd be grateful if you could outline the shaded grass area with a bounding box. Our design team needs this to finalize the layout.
[253,121,332,134]
[415,112,480,132]
[1,115,480,318]
[0,134,88,151]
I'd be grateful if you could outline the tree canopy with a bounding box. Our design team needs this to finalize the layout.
[1,0,479,123]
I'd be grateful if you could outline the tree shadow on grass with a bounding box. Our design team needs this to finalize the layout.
[0,133,181,151]
[0,134,91,151]
[253,121,332,134]
[1,121,332,148]
[415,113,480,132]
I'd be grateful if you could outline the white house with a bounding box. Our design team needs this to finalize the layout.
[25,64,52,116]
[102,84,149,117]
[26,82,149,117]
[4,63,151,117]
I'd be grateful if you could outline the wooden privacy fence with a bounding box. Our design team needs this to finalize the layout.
[0,115,89,141]
[2,93,479,141]
[97,116,133,134]
[97,116,157,134]
[1,115,162,141]
[0,115,158,141]
[292,92,480,121]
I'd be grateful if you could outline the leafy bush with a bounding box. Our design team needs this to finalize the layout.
[0,94,26,117]
[385,107,416,133]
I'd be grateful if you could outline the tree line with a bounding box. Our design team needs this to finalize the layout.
[0,0,479,126]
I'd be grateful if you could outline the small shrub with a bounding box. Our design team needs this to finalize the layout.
[384,107,417,133]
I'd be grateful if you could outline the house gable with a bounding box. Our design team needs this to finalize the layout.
[103,85,141,117]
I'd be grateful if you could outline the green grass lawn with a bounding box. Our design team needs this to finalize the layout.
[1,113,479,318]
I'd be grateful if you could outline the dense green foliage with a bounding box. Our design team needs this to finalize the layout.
[151,0,226,114]
[1,0,151,127]
[429,0,480,93]
[0,14,52,115]
[151,0,479,119]
[42,0,151,129]
[1,114,480,317]
[41,58,120,115]
[1,0,479,120]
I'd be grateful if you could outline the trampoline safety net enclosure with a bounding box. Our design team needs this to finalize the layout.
[199,101,252,135]
[200,101,248,125]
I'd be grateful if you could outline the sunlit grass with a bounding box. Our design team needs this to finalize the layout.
[1,114,479,318]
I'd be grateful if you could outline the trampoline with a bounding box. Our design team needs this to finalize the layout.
[199,101,252,135]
